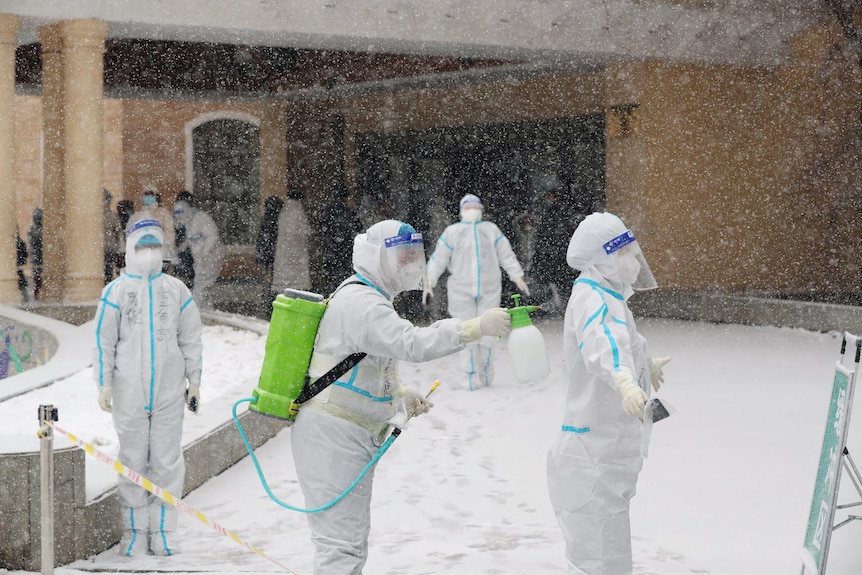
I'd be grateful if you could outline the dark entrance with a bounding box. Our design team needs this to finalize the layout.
[355,115,604,243]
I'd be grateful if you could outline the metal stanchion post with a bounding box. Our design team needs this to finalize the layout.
[38,405,58,575]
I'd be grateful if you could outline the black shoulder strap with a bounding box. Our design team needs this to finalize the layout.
[294,352,367,405]
[294,278,368,406]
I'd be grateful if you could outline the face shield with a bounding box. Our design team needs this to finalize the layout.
[125,219,165,276]
[601,229,657,292]
[382,230,426,293]
[459,194,483,223]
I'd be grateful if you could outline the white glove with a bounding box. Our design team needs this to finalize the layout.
[422,282,434,306]
[514,277,531,296]
[460,308,512,342]
[98,388,112,413]
[613,370,647,419]
[186,383,201,413]
[479,307,512,337]
[400,386,434,417]
[649,356,671,391]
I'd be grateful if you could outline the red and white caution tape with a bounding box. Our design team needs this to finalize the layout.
[46,421,299,574]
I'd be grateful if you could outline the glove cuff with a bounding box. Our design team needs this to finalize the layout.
[460,318,482,343]
[612,369,635,391]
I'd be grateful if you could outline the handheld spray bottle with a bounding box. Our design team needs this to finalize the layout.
[506,293,550,382]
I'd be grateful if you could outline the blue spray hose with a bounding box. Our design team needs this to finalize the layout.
[232,397,400,513]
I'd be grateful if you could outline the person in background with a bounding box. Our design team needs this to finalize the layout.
[172,191,196,289]
[172,193,224,310]
[425,193,530,389]
[271,189,311,298]
[547,211,670,575]
[255,195,284,291]
[319,183,362,295]
[93,218,203,557]
[27,207,42,301]
[103,190,122,285]
[515,211,538,279]
[16,228,28,303]
[115,199,135,275]
[291,219,512,574]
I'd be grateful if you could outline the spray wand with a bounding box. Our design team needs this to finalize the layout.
[405,379,440,421]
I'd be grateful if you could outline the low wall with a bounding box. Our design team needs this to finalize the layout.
[0,314,58,380]
[0,305,95,402]
[630,290,862,335]
[0,435,84,570]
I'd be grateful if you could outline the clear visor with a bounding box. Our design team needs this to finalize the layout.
[384,232,426,292]
[604,230,657,291]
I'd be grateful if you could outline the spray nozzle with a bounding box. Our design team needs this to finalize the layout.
[507,294,538,328]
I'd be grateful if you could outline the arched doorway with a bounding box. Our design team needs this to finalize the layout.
[188,116,261,246]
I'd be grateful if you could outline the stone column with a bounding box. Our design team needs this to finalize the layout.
[260,100,288,202]
[0,15,20,303]
[59,19,108,302]
[40,20,108,302]
[38,24,67,302]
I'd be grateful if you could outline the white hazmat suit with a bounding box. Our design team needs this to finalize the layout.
[271,197,311,292]
[93,219,203,557]
[426,194,527,388]
[173,200,224,309]
[547,212,663,575]
[291,219,512,574]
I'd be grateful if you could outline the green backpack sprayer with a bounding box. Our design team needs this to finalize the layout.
[249,288,365,422]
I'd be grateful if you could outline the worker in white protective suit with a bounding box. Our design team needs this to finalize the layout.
[291,219,512,575]
[424,193,529,389]
[92,218,203,557]
[547,212,670,575]
[172,197,224,310]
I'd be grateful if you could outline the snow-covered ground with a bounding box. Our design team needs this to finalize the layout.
[2,314,862,575]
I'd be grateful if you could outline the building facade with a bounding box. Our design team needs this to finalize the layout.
[1,2,861,303]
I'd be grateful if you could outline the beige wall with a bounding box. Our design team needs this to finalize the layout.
[604,21,862,293]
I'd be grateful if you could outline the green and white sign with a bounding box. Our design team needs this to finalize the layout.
[800,363,855,575]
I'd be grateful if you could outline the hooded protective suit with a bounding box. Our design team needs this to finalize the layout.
[547,212,657,575]
[291,219,472,575]
[271,197,311,292]
[172,200,224,309]
[426,194,525,388]
[93,219,203,556]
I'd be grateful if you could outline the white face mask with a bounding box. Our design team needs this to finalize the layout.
[617,251,642,285]
[396,258,425,292]
[461,208,482,223]
[134,247,163,276]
